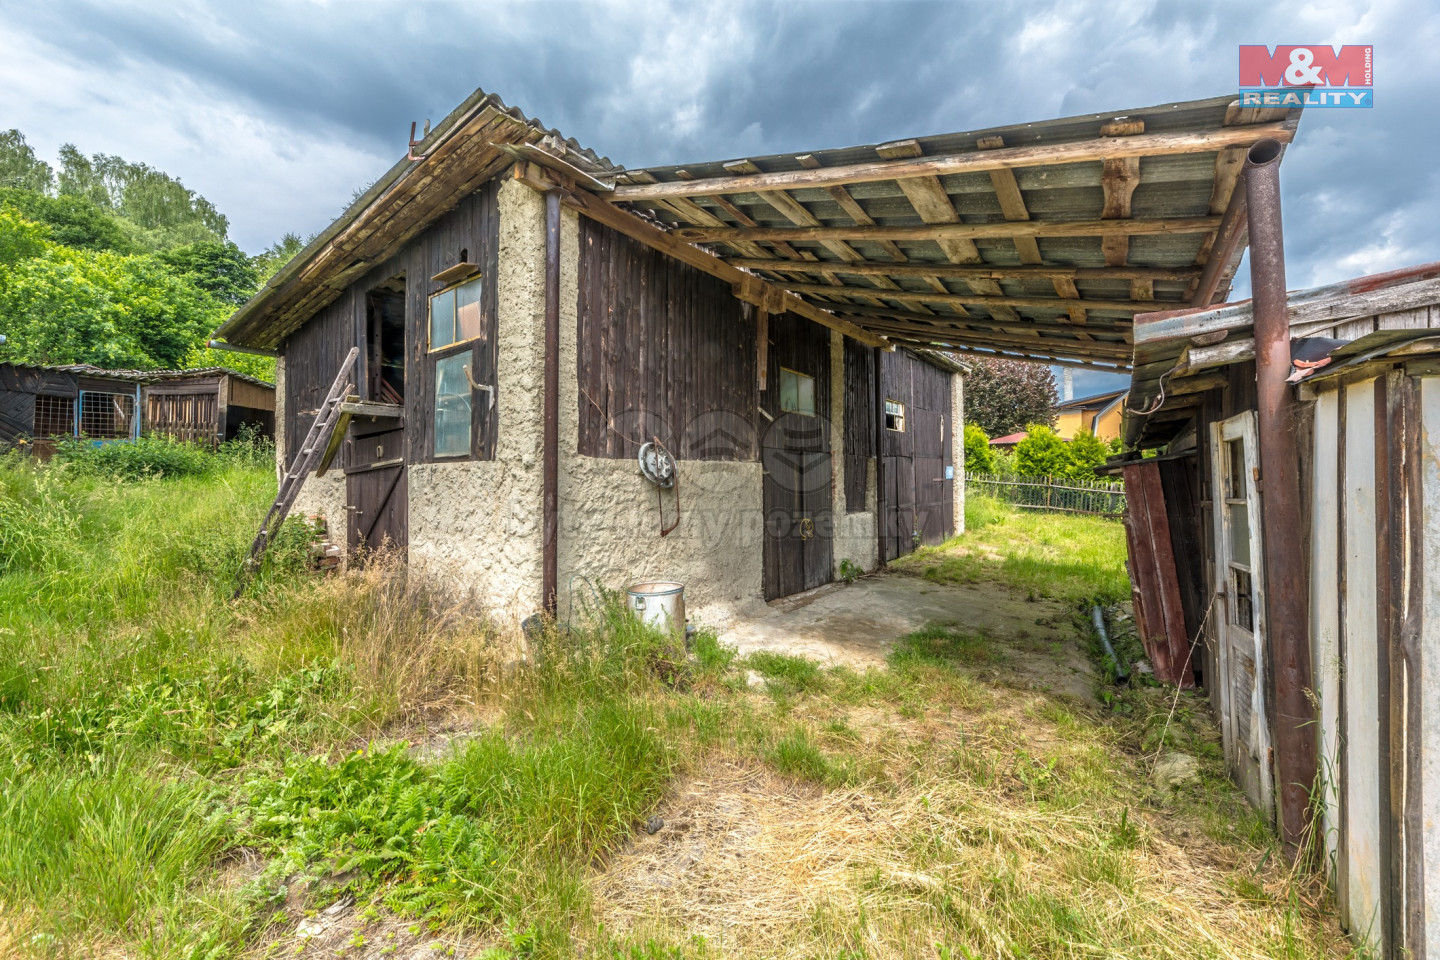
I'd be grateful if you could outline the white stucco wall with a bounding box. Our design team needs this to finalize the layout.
[829,330,878,574]
[555,206,766,628]
[407,178,546,626]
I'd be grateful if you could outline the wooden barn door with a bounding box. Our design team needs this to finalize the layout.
[879,350,954,561]
[761,312,832,600]
[1211,412,1273,821]
[345,427,408,559]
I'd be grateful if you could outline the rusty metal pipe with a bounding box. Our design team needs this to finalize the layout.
[1245,137,1316,859]
[542,189,561,616]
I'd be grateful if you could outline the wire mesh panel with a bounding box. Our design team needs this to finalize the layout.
[968,474,1126,517]
[33,394,75,438]
[78,391,136,440]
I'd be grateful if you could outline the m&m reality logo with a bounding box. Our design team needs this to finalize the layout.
[1239,45,1373,108]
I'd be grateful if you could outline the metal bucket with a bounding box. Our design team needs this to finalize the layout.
[626,580,686,636]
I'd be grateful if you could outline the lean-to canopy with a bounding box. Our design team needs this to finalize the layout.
[216,89,1302,366]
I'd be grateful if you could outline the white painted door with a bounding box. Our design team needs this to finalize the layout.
[1211,412,1274,820]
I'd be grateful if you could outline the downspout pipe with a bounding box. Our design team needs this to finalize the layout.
[542,189,561,617]
[1245,138,1316,859]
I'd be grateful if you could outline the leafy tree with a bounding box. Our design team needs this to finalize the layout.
[0,243,222,369]
[58,145,227,249]
[0,187,131,252]
[963,422,997,475]
[0,130,53,193]
[0,208,48,273]
[179,342,275,382]
[1013,424,1071,478]
[161,240,259,306]
[964,360,1057,437]
[252,232,307,283]
[1067,430,1110,479]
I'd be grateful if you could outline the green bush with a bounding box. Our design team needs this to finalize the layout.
[55,434,214,479]
[1013,424,1071,478]
[963,422,997,475]
[1067,430,1110,480]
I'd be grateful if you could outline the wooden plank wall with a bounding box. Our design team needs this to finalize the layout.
[576,217,757,461]
[282,181,500,469]
[879,349,954,560]
[842,338,874,512]
[1304,369,1440,959]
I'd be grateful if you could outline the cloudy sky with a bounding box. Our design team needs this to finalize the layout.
[2,0,1434,393]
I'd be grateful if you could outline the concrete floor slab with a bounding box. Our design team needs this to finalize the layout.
[713,573,1097,702]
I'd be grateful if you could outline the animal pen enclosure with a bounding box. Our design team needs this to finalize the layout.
[0,362,274,454]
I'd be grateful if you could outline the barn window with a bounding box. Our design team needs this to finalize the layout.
[432,353,472,457]
[78,391,135,439]
[33,394,75,438]
[885,399,906,432]
[779,368,816,416]
[429,277,484,351]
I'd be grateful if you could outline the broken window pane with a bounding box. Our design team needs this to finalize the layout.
[885,399,906,432]
[433,353,472,457]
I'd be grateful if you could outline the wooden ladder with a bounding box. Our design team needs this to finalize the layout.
[233,346,359,598]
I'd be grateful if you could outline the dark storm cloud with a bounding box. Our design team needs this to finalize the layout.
[3,0,1435,321]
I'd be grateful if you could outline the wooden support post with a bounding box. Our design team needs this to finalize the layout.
[756,308,770,391]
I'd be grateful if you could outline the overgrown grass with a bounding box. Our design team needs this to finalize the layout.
[0,454,1351,959]
[897,493,1131,604]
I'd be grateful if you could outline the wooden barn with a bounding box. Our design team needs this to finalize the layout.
[0,362,274,454]
[1119,262,1440,958]
[141,368,276,446]
[211,87,1295,628]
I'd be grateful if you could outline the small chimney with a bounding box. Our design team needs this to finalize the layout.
[1062,367,1073,402]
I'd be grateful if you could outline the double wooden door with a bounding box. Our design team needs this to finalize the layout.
[762,444,833,600]
[760,311,833,600]
[345,426,408,558]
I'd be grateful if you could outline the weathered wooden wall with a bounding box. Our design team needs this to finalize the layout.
[576,217,757,461]
[879,349,954,561]
[0,365,78,445]
[282,181,501,468]
[144,378,221,445]
[842,338,875,513]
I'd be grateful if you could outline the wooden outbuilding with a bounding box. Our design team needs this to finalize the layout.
[0,362,274,454]
[209,87,1294,625]
[1119,262,1440,959]
[141,368,276,445]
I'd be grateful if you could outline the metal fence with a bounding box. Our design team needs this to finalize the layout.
[968,474,1127,517]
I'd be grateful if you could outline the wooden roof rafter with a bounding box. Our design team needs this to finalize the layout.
[604,96,1301,367]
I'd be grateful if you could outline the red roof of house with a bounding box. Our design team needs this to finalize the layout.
[989,433,1028,446]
